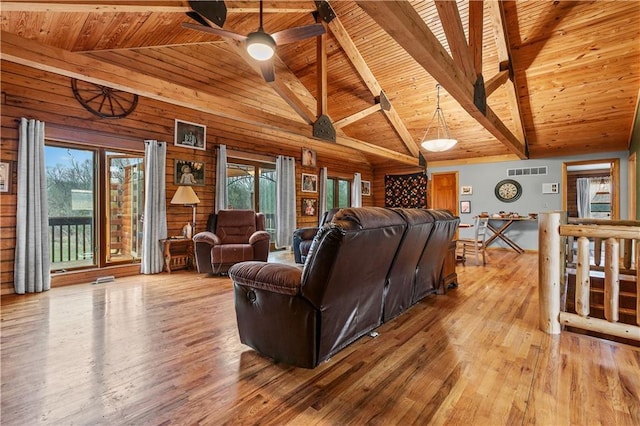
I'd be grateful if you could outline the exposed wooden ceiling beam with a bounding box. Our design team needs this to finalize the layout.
[356,0,527,159]
[468,0,484,78]
[1,30,416,165]
[334,104,381,129]
[435,0,476,84]
[325,4,420,157]
[487,0,527,147]
[0,2,315,13]
[316,23,329,117]
[485,69,510,96]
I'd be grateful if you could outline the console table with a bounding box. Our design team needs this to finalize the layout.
[161,238,194,273]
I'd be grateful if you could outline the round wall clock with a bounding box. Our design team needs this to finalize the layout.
[495,179,522,202]
[71,78,138,119]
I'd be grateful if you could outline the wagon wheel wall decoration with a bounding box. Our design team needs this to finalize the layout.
[71,79,138,119]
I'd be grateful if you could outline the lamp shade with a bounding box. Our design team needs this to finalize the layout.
[170,185,200,205]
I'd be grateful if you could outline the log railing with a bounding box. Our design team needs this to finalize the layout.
[538,212,640,341]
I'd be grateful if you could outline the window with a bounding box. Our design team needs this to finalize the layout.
[327,177,351,209]
[226,160,276,243]
[45,144,144,271]
[46,146,96,269]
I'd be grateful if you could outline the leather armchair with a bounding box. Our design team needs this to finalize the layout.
[292,208,340,264]
[193,210,270,275]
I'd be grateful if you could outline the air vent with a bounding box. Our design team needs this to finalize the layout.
[507,166,547,177]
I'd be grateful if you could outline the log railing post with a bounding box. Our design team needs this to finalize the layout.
[539,212,562,334]
[636,240,639,327]
[604,237,620,323]
[575,236,591,317]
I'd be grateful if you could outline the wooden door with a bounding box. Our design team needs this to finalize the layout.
[430,171,458,214]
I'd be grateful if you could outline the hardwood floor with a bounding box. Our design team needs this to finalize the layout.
[2,250,639,425]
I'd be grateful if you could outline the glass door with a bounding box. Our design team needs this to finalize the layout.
[105,152,144,264]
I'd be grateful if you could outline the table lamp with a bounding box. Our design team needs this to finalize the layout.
[170,185,201,235]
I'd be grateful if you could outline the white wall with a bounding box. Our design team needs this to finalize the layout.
[429,151,629,250]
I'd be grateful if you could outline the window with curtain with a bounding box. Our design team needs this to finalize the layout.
[45,143,144,271]
[226,160,276,245]
[326,177,351,209]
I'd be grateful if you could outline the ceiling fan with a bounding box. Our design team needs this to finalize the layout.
[184,0,326,83]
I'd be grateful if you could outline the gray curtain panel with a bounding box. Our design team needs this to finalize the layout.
[576,177,590,218]
[141,140,167,274]
[351,172,362,207]
[14,118,51,294]
[275,155,296,249]
[215,144,228,213]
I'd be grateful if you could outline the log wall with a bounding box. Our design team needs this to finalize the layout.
[0,61,374,294]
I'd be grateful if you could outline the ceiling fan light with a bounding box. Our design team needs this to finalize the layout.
[421,138,458,152]
[246,31,276,61]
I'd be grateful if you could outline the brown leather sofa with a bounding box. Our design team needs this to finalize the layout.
[228,207,459,368]
[192,210,271,275]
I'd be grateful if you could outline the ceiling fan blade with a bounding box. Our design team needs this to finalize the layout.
[271,23,325,45]
[259,60,275,83]
[182,22,247,42]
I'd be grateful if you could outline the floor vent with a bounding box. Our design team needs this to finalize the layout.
[507,166,547,177]
[93,276,115,285]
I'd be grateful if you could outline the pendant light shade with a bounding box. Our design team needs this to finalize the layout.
[420,84,458,152]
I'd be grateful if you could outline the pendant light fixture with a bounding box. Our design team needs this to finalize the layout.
[420,84,458,152]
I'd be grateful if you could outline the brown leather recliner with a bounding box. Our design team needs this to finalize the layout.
[231,207,406,368]
[192,210,270,275]
[292,208,340,264]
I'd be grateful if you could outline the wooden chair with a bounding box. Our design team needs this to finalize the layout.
[457,216,489,265]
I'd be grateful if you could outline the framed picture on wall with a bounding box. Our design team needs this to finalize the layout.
[461,185,473,195]
[361,180,371,196]
[302,198,317,216]
[301,147,316,167]
[175,119,206,150]
[174,159,205,186]
[460,200,471,214]
[0,161,11,193]
[301,173,317,192]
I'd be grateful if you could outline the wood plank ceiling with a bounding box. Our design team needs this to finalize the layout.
[1,1,639,167]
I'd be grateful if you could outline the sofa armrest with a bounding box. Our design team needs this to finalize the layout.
[192,231,221,246]
[228,261,303,296]
[249,230,271,245]
[293,227,320,241]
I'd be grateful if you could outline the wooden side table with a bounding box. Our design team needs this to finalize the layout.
[161,238,194,273]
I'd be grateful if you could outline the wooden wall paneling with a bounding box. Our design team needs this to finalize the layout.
[1,61,375,293]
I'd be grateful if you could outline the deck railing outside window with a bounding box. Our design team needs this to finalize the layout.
[49,216,93,264]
